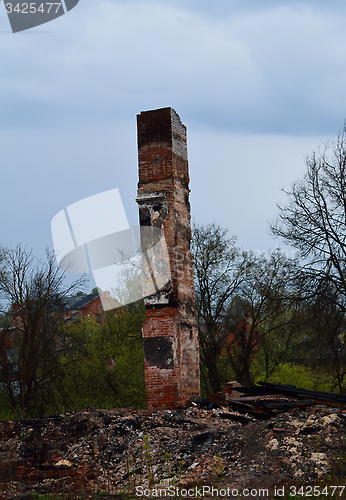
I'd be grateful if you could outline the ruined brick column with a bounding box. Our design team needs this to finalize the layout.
[136,107,200,411]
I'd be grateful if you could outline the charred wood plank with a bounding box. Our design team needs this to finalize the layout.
[218,413,254,425]
[226,400,271,419]
[260,400,315,410]
[240,382,346,405]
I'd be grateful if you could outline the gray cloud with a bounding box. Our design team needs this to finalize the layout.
[0,0,345,261]
[0,1,346,134]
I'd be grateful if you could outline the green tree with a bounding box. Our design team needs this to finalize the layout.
[58,300,146,410]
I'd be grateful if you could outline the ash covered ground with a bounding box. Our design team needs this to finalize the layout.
[1,403,346,499]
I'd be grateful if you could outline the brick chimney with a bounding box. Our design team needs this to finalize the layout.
[136,107,200,411]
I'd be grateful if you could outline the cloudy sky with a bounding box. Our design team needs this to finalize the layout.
[1,0,346,273]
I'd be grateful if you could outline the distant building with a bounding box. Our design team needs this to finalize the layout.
[0,292,121,383]
[62,291,121,324]
[199,315,259,356]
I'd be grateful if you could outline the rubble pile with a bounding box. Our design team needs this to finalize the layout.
[1,385,346,499]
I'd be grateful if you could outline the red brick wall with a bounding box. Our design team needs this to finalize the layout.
[137,107,200,411]
[81,296,104,319]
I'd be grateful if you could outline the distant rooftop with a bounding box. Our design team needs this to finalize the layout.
[63,293,100,311]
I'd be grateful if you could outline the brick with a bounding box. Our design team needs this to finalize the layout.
[137,108,200,411]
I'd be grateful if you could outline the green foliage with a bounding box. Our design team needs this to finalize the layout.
[56,301,146,411]
[0,391,15,420]
[267,363,333,392]
[0,296,146,416]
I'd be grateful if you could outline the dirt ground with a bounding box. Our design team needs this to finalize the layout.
[1,403,346,499]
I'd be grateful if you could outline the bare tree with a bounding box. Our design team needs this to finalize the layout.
[192,223,302,391]
[0,245,84,416]
[224,250,301,386]
[297,281,346,392]
[272,124,346,310]
[191,223,249,393]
